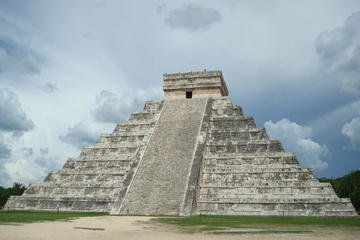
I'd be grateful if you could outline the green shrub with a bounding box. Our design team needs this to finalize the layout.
[319,170,360,213]
[0,183,26,209]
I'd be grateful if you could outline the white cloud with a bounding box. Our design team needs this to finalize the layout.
[0,88,34,132]
[0,143,61,186]
[42,83,57,93]
[59,121,100,149]
[342,116,360,150]
[0,47,41,75]
[0,133,11,185]
[93,87,162,123]
[309,100,360,135]
[265,119,329,170]
[5,158,48,186]
[0,134,11,159]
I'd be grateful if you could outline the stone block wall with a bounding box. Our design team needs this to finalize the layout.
[4,101,164,212]
[195,97,357,216]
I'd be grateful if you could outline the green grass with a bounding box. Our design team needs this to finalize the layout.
[0,211,108,223]
[153,215,360,230]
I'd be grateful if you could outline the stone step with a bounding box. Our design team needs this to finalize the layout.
[98,134,146,144]
[212,107,243,116]
[29,182,124,188]
[198,186,336,196]
[197,197,351,204]
[199,180,325,188]
[203,163,301,169]
[45,172,126,183]
[199,182,332,188]
[206,141,284,153]
[63,160,132,170]
[143,101,163,112]
[101,131,151,137]
[77,153,137,161]
[5,195,114,212]
[205,152,296,158]
[201,171,316,182]
[24,185,121,197]
[208,128,268,141]
[80,147,141,156]
[128,111,158,122]
[54,170,129,175]
[66,158,133,163]
[86,142,143,149]
[203,157,298,166]
[114,122,156,133]
[196,201,357,216]
[210,116,255,121]
[202,166,312,173]
[209,117,256,129]
[118,98,209,215]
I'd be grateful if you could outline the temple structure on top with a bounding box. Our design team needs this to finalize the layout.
[5,70,357,216]
[163,71,228,99]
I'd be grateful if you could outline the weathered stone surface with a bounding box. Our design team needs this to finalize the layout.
[195,96,356,216]
[4,70,357,216]
[163,71,228,99]
[117,98,209,215]
[4,101,164,212]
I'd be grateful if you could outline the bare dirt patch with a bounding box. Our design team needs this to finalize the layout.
[0,216,359,240]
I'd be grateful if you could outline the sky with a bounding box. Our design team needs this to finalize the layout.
[0,0,359,187]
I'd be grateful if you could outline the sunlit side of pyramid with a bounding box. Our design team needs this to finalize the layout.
[5,71,357,216]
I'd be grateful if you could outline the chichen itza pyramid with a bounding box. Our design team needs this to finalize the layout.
[5,71,357,216]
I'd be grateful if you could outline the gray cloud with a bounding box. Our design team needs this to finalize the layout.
[93,88,162,123]
[34,155,59,172]
[342,116,360,150]
[163,4,221,31]
[315,11,360,94]
[0,89,35,132]
[0,134,11,186]
[265,119,329,170]
[43,83,57,93]
[93,90,135,123]
[0,48,7,73]
[0,47,41,75]
[0,143,11,159]
[40,148,49,155]
[22,147,34,157]
[59,122,99,149]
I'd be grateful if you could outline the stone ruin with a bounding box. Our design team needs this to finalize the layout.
[5,71,357,216]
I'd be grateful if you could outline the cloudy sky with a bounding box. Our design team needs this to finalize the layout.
[0,0,359,187]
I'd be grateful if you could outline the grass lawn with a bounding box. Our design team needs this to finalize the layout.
[0,211,108,223]
[153,215,360,232]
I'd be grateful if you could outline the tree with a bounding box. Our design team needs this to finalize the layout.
[0,182,26,209]
[319,170,360,213]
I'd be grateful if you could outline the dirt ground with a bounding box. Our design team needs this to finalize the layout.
[0,216,359,240]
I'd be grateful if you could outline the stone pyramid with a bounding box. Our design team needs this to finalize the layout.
[5,71,357,216]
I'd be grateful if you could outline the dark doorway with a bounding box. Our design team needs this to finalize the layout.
[186,91,192,99]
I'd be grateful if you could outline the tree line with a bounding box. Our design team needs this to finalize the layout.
[319,170,360,213]
[0,183,26,209]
